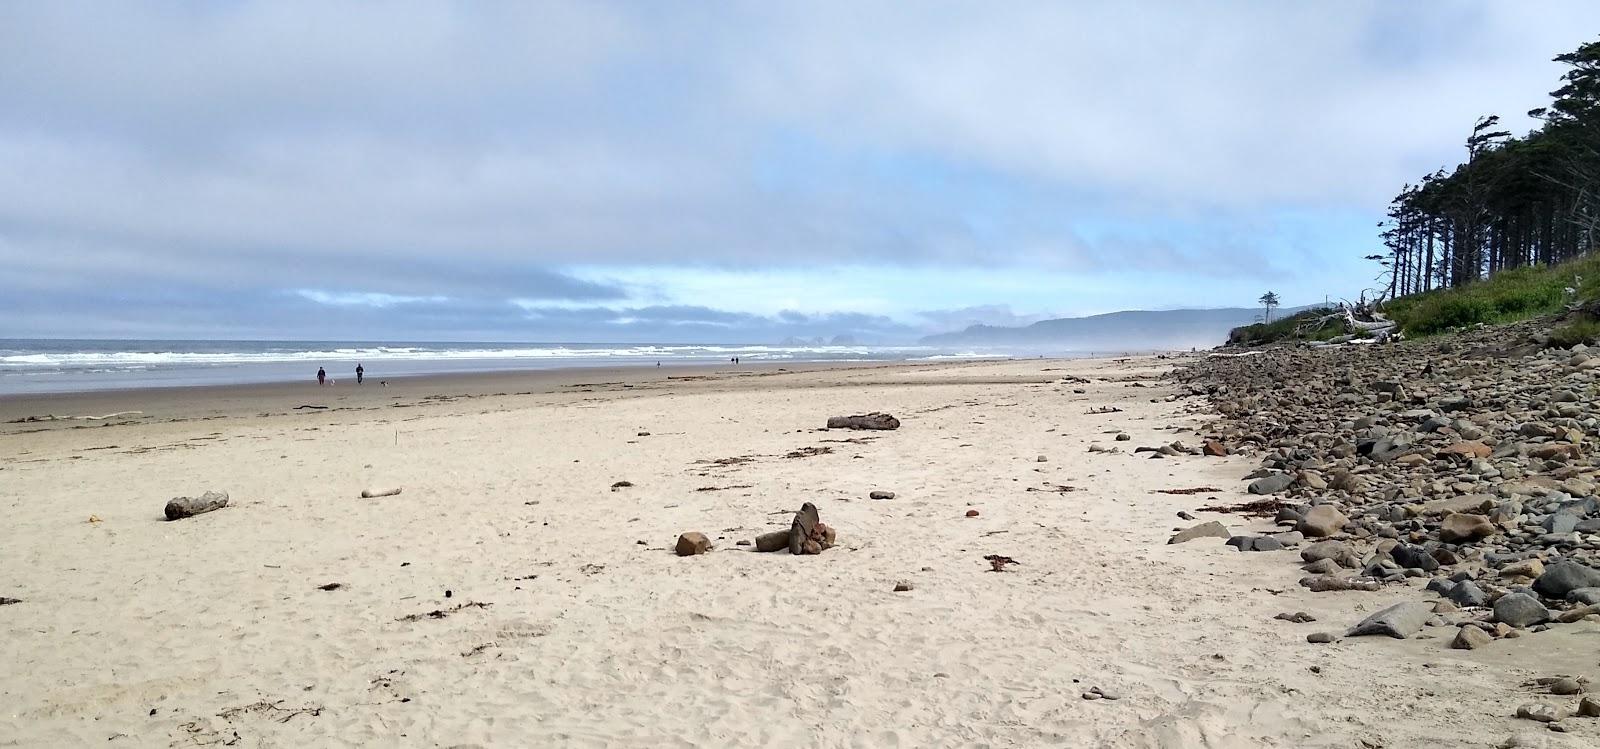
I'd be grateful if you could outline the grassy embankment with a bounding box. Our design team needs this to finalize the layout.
[1227,255,1600,347]
[1383,255,1600,346]
[1226,308,1340,346]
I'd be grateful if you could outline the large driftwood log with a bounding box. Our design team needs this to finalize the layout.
[754,530,790,552]
[164,490,229,521]
[825,413,900,430]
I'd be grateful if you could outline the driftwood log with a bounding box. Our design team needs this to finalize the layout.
[1298,575,1382,593]
[360,487,403,498]
[164,490,229,521]
[754,530,790,552]
[825,413,900,430]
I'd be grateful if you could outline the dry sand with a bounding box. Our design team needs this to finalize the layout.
[2,357,1596,747]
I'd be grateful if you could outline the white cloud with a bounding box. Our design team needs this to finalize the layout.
[296,289,447,307]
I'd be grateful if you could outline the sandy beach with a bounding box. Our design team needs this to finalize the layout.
[2,356,1595,747]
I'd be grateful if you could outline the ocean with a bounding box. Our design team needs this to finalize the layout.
[0,339,988,396]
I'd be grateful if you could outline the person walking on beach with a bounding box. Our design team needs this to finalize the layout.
[317,367,326,386]
[356,363,364,384]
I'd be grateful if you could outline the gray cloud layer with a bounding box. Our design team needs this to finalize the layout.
[4,2,1599,339]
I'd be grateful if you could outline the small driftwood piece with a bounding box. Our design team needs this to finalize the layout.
[360,487,403,498]
[1299,575,1381,593]
[164,490,229,521]
[825,413,900,430]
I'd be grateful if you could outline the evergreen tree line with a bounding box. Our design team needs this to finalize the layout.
[1375,38,1600,298]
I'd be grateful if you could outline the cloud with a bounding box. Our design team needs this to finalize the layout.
[295,290,448,307]
[3,2,1597,338]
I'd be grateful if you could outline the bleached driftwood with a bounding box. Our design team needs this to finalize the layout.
[164,491,229,521]
[826,413,900,430]
[1299,575,1382,592]
[7,411,142,423]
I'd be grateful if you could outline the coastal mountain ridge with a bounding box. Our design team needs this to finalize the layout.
[920,305,1311,349]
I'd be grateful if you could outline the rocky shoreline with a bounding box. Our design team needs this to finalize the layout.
[1176,317,1600,726]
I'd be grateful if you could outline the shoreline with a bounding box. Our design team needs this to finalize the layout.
[0,358,1020,428]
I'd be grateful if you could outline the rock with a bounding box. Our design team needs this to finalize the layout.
[1274,611,1316,623]
[1306,632,1337,643]
[1301,540,1356,564]
[1452,624,1492,650]
[1501,559,1546,579]
[1298,506,1349,537]
[1530,444,1579,461]
[1345,600,1433,639]
[1493,592,1551,628]
[1544,513,1579,535]
[1302,558,1342,574]
[893,581,914,592]
[1578,696,1600,718]
[1226,535,1256,551]
[1390,544,1439,572]
[1116,433,1132,442]
[675,532,712,556]
[1534,562,1600,599]
[965,509,980,518]
[1203,440,1227,456]
[1252,536,1285,551]
[1447,580,1489,608]
[1515,704,1564,723]
[1441,441,1493,459]
[1549,677,1584,695]
[1169,521,1231,544]
[1556,605,1598,623]
[1567,587,1600,605]
[1249,473,1295,495]
[1440,513,1496,542]
[1299,471,1329,490]
[1036,455,1048,462]
[1421,494,1495,516]
[869,490,896,500]
[1270,531,1305,546]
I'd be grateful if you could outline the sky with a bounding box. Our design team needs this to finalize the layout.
[4,1,1600,343]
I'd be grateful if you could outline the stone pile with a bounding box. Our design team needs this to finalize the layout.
[1178,318,1600,646]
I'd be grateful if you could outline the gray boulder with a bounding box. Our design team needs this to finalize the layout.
[1533,562,1600,600]
[1446,580,1488,608]
[1493,592,1550,628]
[1169,521,1231,544]
[1248,473,1295,495]
[1389,544,1439,572]
[1567,587,1600,605]
[1345,601,1434,639]
[1297,505,1349,537]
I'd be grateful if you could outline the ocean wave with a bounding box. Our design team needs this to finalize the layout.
[0,344,933,370]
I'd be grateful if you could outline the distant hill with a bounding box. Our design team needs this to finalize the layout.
[920,306,1307,350]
